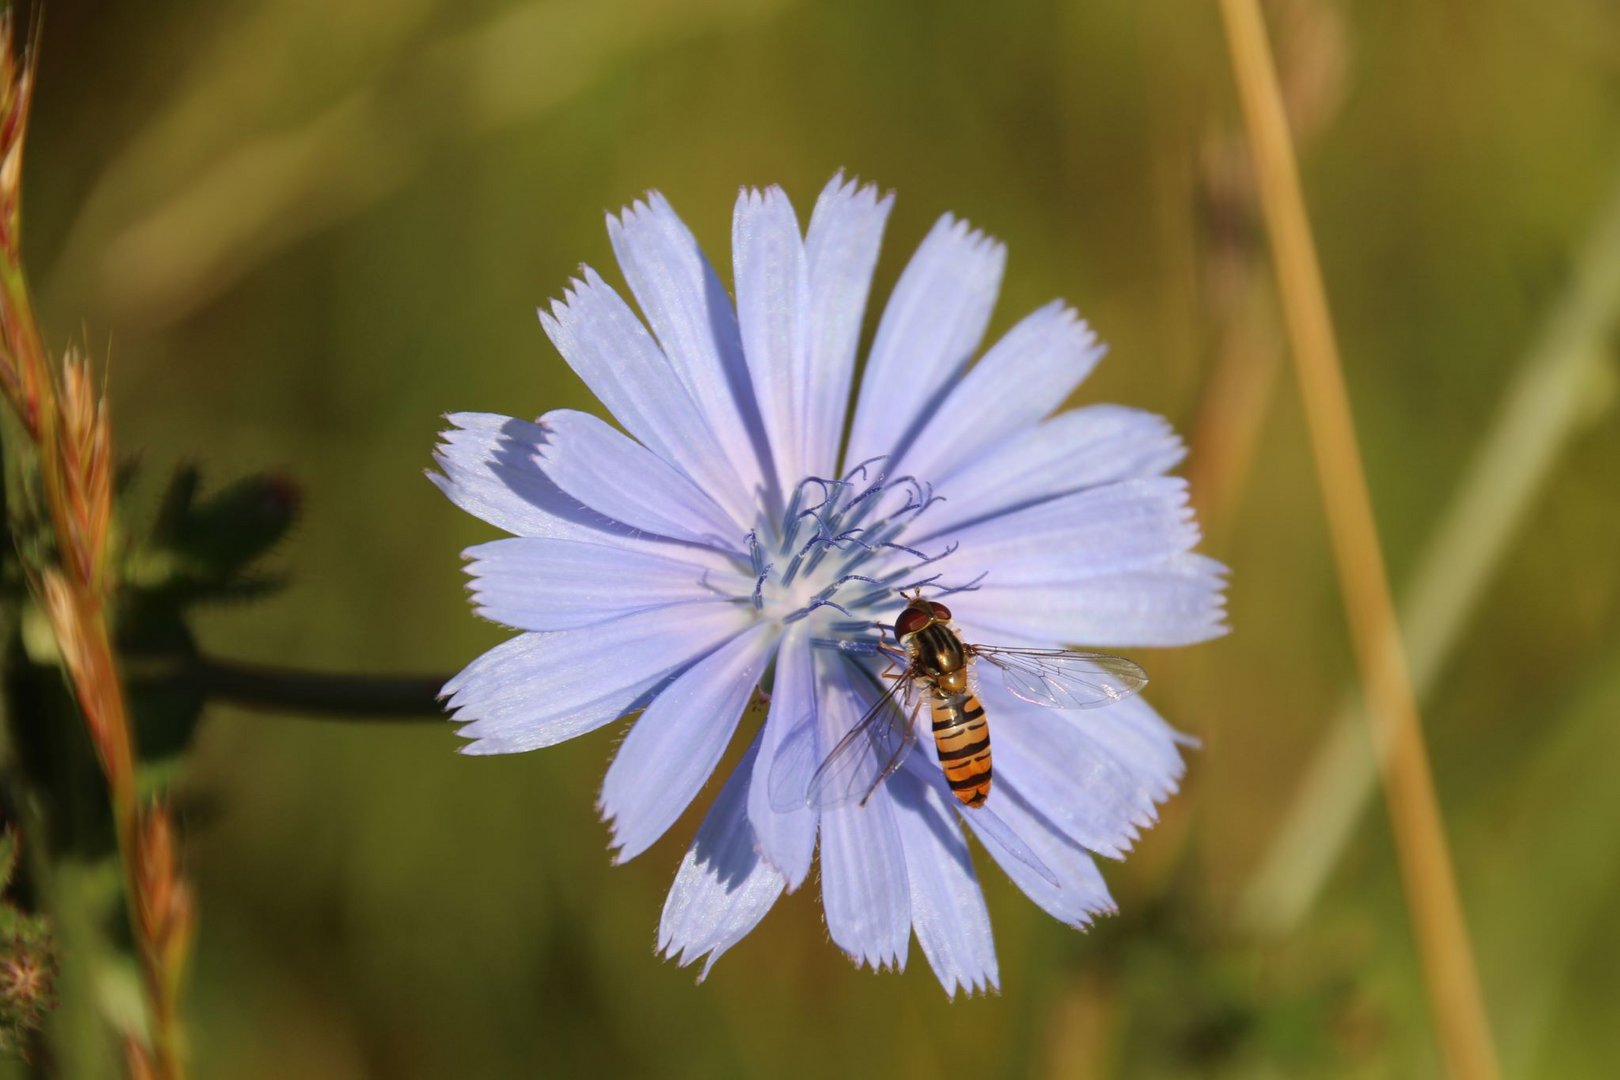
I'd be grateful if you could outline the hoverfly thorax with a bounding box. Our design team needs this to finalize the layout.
[895,596,971,700]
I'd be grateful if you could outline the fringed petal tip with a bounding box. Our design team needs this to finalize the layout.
[938,974,1001,1001]
[656,733,787,984]
[936,211,1006,262]
[605,190,671,235]
[454,735,512,757]
[811,172,893,219]
[656,938,725,985]
[834,940,908,976]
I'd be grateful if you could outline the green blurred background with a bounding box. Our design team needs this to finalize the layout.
[10,0,1620,1074]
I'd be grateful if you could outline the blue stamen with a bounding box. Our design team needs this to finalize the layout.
[752,459,967,628]
[823,572,882,590]
[752,563,774,610]
[841,455,887,485]
[930,571,988,598]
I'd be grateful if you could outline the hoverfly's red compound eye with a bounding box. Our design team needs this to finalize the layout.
[893,605,932,639]
[927,601,953,622]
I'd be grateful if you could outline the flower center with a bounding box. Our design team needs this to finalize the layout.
[744,457,976,642]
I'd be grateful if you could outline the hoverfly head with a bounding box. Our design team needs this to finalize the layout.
[893,594,950,639]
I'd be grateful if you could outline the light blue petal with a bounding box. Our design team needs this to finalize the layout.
[733,186,813,496]
[608,193,775,512]
[445,603,754,754]
[600,623,778,863]
[933,476,1198,569]
[659,733,786,981]
[948,797,1059,889]
[817,658,911,971]
[936,477,1198,580]
[465,536,747,632]
[976,676,1183,859]
[893,747,1059,888]
[1073,694,1196,803]
[960,780,1117,930]
[937,476,1227,647]
[746,626,818,889]
[845,213,1005,470]
[961,554,1229,647]
[820,792,910,973]
[914,405,1186,540]
[539,269,756,529]
[900,301,1105,483]
[802,174,893,478]
[533,409,743,551]
[432,413,650,542]
[888,769,999,997]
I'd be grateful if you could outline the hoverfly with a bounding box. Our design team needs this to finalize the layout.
[796,592,1149,810]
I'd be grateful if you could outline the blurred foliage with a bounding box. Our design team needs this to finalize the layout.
[0,0,1612,1076]
[1,446,299,1073]
[5,461,300,852]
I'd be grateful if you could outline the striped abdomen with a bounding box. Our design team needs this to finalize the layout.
[931,692,991,807]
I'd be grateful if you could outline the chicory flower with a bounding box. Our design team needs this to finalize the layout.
[433,175,1226,995]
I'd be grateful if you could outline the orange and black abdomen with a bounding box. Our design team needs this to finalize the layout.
[931,692,991,807]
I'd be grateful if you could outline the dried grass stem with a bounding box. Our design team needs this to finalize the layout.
[1216,0,1500,1076]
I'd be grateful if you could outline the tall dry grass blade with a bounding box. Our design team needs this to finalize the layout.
[1216,1,1500,1077]
[1240,167,1620,936]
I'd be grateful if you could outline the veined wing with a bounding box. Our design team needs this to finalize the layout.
[801,668,920,810]
[971,645,1148,710]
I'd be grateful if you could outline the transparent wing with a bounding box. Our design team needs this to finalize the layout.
[802,670,920,810]
[765,712,821,813]
[971,645,1148,710]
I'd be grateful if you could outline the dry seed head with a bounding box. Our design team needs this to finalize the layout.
[38,570,89,696]
[137,804,196,1024]
[36,569,118,769]
[0,11,34,254]
[0,11,33,421]
[58,350,115,584]
[136,805,183,943]
[162,875,195,978]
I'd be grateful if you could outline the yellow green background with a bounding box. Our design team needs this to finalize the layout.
[11,0,1620,1075]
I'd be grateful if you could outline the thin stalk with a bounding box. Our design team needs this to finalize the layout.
[162,654,447,719]
[1216,1,1500,1077]
[1240,167,1620,936]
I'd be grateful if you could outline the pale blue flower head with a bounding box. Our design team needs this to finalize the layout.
[432,175,1227,996]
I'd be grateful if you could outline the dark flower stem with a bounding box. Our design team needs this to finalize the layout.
[183,655,448,719]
